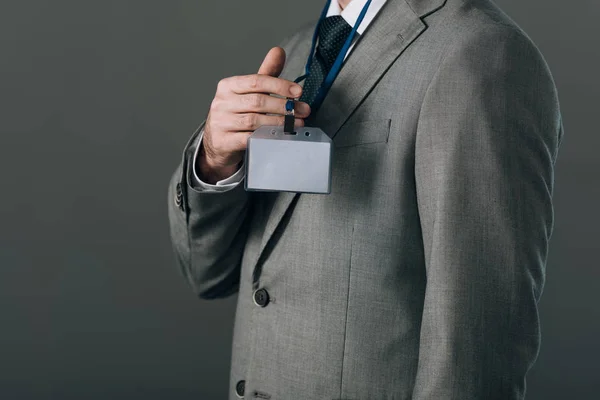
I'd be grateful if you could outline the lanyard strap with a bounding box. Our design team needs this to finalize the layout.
[295,0,373,111]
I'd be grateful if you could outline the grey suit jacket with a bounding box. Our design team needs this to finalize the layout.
[168,0,563,398]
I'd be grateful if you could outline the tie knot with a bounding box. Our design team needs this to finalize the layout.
[317,16,353,67]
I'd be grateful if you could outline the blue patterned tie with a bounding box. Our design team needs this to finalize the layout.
[299,16,354,108]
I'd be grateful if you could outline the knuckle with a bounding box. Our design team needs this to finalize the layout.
[239,113,256,130]
[216,78,229,93]
[252,94,264,108]
[245,94,263,109]
[248,74,260,90]
[210,98,221,111]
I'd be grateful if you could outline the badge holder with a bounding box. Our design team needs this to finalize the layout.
[244,99,332,194]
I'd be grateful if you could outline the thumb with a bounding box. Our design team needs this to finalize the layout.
[258,47,286,77]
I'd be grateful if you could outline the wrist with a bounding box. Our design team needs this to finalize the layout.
[197,146,240,185]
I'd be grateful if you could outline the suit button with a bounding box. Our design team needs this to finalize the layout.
[253,288,270,307]
[175,182,183,210]
[235,380,245,398]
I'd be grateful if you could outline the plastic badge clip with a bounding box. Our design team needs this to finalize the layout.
[284,98,296,133]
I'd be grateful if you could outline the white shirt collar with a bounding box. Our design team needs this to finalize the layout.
[326,0,388,36]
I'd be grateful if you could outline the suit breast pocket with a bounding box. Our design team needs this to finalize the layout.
[332,119,391,148]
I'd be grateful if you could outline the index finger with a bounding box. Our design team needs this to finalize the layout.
[229,74,302,98]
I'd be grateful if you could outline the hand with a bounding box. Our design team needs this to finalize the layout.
[198,47,311,184]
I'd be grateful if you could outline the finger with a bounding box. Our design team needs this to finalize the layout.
[221,113,306,132]
[258,47,286,77]
[229,74,303,98]
[224,117,306,152]
[227,94,310,117]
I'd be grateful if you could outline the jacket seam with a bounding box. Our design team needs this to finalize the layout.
[338,223,355,398]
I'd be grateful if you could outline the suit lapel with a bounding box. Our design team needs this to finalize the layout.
[254,0,447,270]
[312,0,424,136]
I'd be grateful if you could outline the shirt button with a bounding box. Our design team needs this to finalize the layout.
[235,380,245,398]
[253,288,270,307]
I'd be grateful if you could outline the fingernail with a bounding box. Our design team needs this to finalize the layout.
[291,85,302,97]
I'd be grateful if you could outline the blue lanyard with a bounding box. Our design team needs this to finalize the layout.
[294,0,373,112]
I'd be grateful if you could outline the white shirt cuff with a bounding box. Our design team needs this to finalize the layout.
[190,129,245,191]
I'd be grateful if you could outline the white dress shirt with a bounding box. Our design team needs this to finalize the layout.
[191,0,387,190]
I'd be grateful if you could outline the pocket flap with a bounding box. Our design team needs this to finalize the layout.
[333,119,391,148]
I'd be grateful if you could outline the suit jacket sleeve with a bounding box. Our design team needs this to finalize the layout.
[167,121,252,299]
[166,31,304,300]
[412,25,563,399]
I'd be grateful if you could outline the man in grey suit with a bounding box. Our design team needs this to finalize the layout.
[168,0,563,398]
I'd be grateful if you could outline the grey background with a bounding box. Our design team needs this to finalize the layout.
[0,0,597,399]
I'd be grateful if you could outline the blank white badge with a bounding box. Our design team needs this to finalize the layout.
[244,125,333,194]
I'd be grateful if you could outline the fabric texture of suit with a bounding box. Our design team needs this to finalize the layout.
[167,0,563,398]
